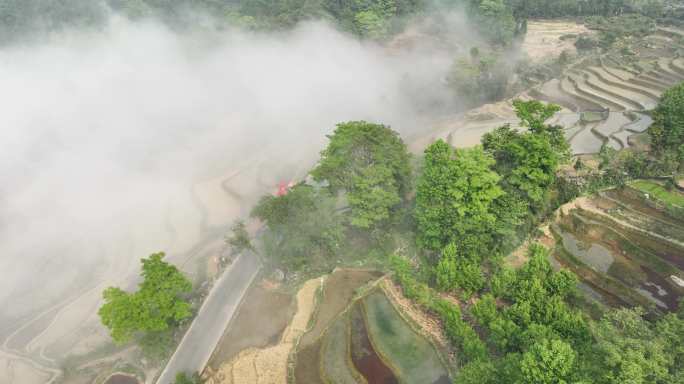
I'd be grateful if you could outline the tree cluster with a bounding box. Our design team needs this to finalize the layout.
[448,50,512,106]
[312,121,411,229]
[649,82,684,171]
[507,0,666,19]
[251,184,344,270]
[415,100,568,299]
[98,252,192,344]
[252,121,411,272]
[466,0,519,46]
[392,242,684,384]
[0,0,429,44]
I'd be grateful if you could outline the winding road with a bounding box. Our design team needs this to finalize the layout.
[156,252,260,384]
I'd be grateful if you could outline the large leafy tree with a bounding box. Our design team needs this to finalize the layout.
[649,82,684,165]
[448,52,511,105]
[312,121,411,230]
[520,338,577,384]
[251,184,344,269]
[483,100,566,208]
[467,0,518,45]
[435,242,485,296]
[591,308,674,384]
[99,252,192,343]
[415,140,503,253]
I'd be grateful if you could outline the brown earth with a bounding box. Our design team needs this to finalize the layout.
[205,277,322,384]
[521,20,590,62]
[292,339,324,384]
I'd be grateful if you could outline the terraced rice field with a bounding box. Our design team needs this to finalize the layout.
[349,303,398,384]
[552,188,684,313]
[292,274,450,384]
[362,291,449,384]
[521,20,590,62]
[320,314,364,384]
[299,269,383,347]
[630,180,684,207]
[294,339,325,384]
[530,52,684,154]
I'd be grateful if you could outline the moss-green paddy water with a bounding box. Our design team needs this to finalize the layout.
[321,314,365,384]
[363,291,449,384]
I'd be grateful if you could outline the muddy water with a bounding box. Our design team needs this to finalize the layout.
[350,303,398,384]
[623,113,653,133]
[612,130,633,148]
[558,228,614,273]
[104,374,139,384]
[639,266,682,311]
[570,124,605,154]
[619,227,684,271]
[558,211,683,312]
[555,112,582,128]
[603,189,684,229]
[594,112,631,138]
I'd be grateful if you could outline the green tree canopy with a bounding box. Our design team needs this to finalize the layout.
[415,140,503,253]
[591,308,675,384]
[251,184,344,269]
[649,82,684,164]
[520,338,577,384]
[483,100,567,208]
[312,121,411,229]
[435,242,485,297]
[98,252,192,343]
[512,99,561,134]
[448,52,511,105]
[467,0,518,45]
[225,219,253,254]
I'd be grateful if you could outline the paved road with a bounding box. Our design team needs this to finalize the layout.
[156,252,260,384]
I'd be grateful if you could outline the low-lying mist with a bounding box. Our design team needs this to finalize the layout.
[0,13,464,356]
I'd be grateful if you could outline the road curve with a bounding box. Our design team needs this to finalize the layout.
[156,252,260,384]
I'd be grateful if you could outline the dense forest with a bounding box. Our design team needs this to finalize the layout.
[1,0,681,45]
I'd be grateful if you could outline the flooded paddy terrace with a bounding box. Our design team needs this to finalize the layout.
[552,186,684,313]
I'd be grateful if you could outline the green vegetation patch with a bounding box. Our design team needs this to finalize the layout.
[630,180,684,207]
[320,313,365,384]
[363,290,449,384]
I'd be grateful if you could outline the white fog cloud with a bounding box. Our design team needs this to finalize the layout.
[0,14,460,361]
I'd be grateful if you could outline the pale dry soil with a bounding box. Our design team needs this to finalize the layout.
[521,20,590,62]
[205,277,324,384]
